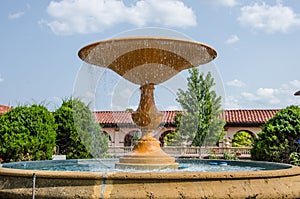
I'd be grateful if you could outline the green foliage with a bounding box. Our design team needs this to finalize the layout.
[132,132,141,147]
[251,105,300,163]
[0,105,57,162]
[164,131,180,146]
[175,68,225,147]
[223,150,240,160]
[232,131,253,147]
[164,113,184,146]
[53,98,108,159]
[289,152,300,166]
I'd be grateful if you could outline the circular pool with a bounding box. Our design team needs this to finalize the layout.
[1,159,300,198]
[1,159,292,172]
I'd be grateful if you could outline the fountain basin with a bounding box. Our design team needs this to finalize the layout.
[1,159,300,198]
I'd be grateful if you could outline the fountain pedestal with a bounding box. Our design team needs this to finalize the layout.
[78,37,217,170]
[115,83,178,170]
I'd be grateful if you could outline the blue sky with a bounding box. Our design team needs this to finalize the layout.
[1,0,300,111]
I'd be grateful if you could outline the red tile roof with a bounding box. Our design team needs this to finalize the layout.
[161,110,182,124]
[93,110,183,126]
[94,109,279,126]
[221,109,279,124]
[0,105,280,125]
[94,111,134,125]
[0,105,12,115]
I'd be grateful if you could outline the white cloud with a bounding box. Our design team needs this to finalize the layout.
[256,88,281,104]
[8,12,25,19]
[225,80,300,109]
[225,35,240,44]
[224,96,241,109]
[226,79,245,87]
[0,74,3,82]
[206,0,238,7]
[44,0,197,35]
[241,88,281,105]
[241,92,258,101]
[238,2,300,33]
[256,88,276,97]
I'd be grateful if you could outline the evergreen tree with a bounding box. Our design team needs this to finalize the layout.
[0,104,57,162]
[251,105,300,163]
[175,68,225,147]
[53,98,108,159]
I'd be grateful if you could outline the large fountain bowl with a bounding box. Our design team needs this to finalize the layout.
[1,159,300,198]
[78,37,217,85]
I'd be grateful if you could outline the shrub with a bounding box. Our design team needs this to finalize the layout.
[289,152,300,166]
[232,131,253,147]
[223,150,240,160]
[0,105,57,162]
[251,105,300,163]
[164,131,180,146]
[53,98,108,159]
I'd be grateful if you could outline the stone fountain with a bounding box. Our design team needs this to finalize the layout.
[1,35,300,199]
[78,37,216,170]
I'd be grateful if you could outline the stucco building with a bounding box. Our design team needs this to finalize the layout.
[0,104,279,147]
[94,109,279,147]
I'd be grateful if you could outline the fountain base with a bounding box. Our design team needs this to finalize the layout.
[115,136,179,170]
[2,160,300,198]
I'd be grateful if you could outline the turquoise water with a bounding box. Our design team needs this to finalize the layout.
[2,159,291,173]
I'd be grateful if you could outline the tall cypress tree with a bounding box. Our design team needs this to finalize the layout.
[176,68,225,147]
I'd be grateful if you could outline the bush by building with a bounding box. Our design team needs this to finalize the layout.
[53,98,108,159]
[251,105,300,163]
[0,105,57,162]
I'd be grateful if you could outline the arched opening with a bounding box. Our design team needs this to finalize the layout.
[159,130,177,147]
[102,131,112,142]
[232,130,255,147]
[102,131,112,146]
[124,130,141,147]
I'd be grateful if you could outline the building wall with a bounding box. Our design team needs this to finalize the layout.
[103,125,262,147]
[225,126,261,139]
[103,127,140,147]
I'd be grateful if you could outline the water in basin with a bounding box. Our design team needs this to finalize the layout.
[2,159,291,173]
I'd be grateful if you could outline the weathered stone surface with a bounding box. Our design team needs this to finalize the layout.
[1,164,300,198]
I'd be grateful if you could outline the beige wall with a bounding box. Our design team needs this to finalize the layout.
[103,125,262,147]
[225,126,261,139]
[103,126,175,147]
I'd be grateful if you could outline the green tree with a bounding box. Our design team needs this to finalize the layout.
[53,98,108,159]
[162,113,183,146]
[251,105,300,163]
[176,68,225,147]
[232,131,253,147]
[164,131,180,146]
[0,105,57,162]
